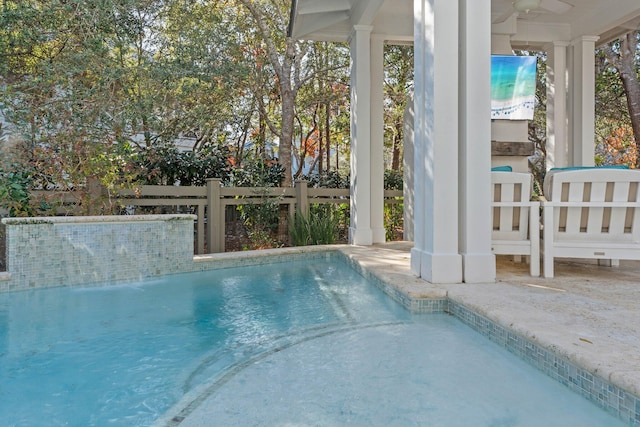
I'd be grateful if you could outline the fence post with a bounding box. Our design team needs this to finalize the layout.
[295,180,309,218]
[206,178,223,253]
[87,178,104,215]
[196,204,205,254]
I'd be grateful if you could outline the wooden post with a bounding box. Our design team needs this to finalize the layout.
[295,180,309,218]
[196,204,205,254]
[87,177,104,215]
[206,178,223,253]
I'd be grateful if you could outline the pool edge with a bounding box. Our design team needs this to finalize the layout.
[170,245,640,427]
[336,247,640,427]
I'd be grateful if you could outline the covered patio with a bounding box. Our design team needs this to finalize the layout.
[288,0,640,284]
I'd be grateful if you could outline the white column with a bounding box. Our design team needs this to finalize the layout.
[411,0,462,283]
[410,0,427,275]
[403,92,415,241]
[546,41,569,170]
[569,36,599,166]
[458,0,495,283]
[349,25,373,245]
[370,35,386,243]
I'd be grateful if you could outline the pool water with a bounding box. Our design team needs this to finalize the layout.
[0,258,626,426]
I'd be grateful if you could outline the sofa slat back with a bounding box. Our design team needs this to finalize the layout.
[491,172,532,242]
[491,171,540,276]
[545,169,640,244]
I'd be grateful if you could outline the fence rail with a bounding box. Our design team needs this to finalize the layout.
[2,180,403,255]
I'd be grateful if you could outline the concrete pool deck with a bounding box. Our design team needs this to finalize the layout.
[341,241,640,399]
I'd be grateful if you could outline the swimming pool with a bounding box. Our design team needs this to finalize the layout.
[0,257,626,426]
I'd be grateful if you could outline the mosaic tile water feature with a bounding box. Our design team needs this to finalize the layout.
[0,215,195,291]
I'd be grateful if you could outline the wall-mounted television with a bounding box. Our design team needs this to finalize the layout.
[491,55,537,120]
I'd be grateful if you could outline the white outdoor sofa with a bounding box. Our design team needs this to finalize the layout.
[491,171,540,276]
[542,168,640,278]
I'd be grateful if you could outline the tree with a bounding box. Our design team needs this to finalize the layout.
[291,41,350,178]
[600,29,640,168]
[384,45,413,171]
[155,0,253,151]
[526,50,548,192]
[235,0,311,187]
[0,0,164,211]
[1,0,359,214]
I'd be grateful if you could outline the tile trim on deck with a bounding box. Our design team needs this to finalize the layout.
[342,247,640,427]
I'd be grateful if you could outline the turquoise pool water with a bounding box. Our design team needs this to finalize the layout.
[0,258,626,426]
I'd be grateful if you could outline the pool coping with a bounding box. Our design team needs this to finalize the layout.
[175,245,640,426]
[0,214,197,225]
[338,245,640,427]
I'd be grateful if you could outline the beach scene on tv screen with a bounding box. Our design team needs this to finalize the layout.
[491,55,537,120]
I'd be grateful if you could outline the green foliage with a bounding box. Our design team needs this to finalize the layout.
[232,161,285,187]
[89,142,141,192]
[0,0,355,211]
[383,169,404,240]
[238,188,283,250]
[240,194,280,233]
[384,203,404,241]
[301,171,349,189]
[0,166,35,217]
[301,169,403,191]
[384,45,413,170]
[134,144,232,186]
[230,157,287,250]
[384,169,403,190]
[289,204,339,246]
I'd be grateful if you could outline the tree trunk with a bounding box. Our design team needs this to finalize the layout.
[617,31,640,168]
[325,102,331,172]
[279,85,295,186]
[391,120,402,170]
[318,112,324,174]
[605,30,640,167]
[238,0,298,187]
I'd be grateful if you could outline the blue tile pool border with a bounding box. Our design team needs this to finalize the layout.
[448,302,640,427]
[334,250,640,427]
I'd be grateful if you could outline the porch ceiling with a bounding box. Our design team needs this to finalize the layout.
[289,0,640,47]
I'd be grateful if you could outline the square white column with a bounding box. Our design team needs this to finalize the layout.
[546,41,569,170]
[410,0,427,275]
[411,0,462,283]
[569,36,599,166]
[370,35,386,243]
[458,0,495,283]
[349,25,374,245]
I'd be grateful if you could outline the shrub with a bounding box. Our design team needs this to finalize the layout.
[134,143,232,186]
[301,171,349,189]
[0,166,35,217]
[384,169,403,190]
[290,204,340,246]
[232,161,285,187]
[383,169,404,240]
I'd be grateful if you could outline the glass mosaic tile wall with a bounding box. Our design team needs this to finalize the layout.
[0,222,5,272]
[0,215,195,291]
